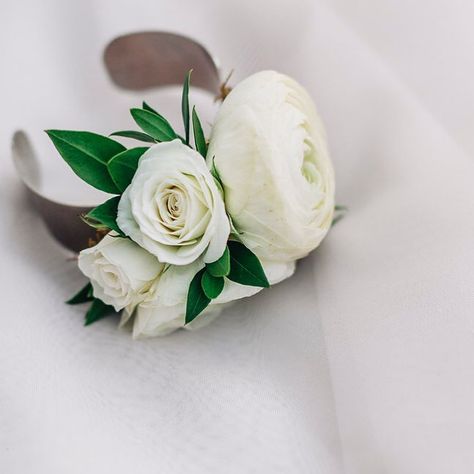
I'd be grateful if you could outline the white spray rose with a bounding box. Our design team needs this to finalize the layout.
[117,140,230,266]
[207,70,335,262]
[121,259,295,338]
[78,234,164,312]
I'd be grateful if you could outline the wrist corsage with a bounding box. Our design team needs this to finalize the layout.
[31,36,337,337]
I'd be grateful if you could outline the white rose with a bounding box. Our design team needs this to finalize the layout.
[207,70,335,262]
[117,139,230,266]
[78,234,163,312]
[121,259,295,338]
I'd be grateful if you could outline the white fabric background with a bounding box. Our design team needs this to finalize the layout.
[1,1,474,472]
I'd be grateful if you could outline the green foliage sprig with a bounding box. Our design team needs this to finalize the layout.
[185,240,269,324]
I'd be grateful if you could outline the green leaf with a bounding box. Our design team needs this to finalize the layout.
[209,156,220,181]
[209,156,224,196]
[206,246,230,277]
[110,130,156,143]
[227,241,270,288]
[108,147,148,192]
[85,298,116,326]
[86,196,124,236]
[142,101,159,115]
[130,109,177,142]
[142,103,180,132]
[142,102,187,143]
[228,215,241,240]
[192,106,207,157]
[66,282,93,305]
[46,130,124,193]
[182,70,192,144]
[201,271,224,299]
[332,204,347,227]
[185,268,211,324]
[331,214,345,227]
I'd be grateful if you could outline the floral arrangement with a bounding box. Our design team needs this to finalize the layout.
[47,70,337,337]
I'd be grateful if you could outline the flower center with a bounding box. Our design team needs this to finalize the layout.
[165,187,183,218]
[154,185,188,234]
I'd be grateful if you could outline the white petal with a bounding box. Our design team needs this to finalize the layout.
[207,70,335,262]
[132,304,184,338]
[148,260,204,307]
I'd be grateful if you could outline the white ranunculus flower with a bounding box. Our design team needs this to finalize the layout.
[121,259,296,338]
[78,234,163,312]
[207,70,335,262]
[117,140,230,266]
